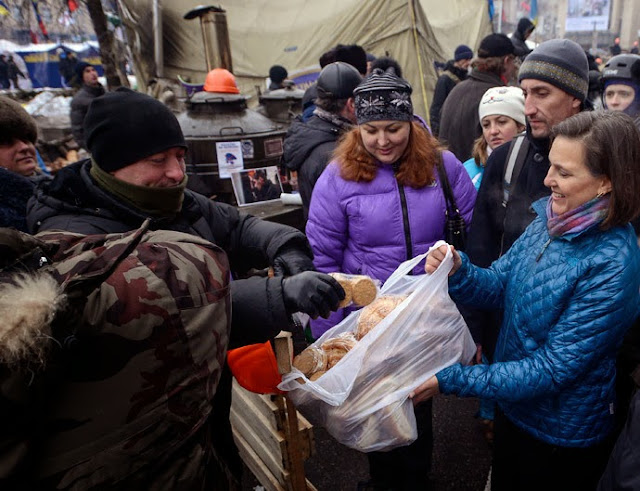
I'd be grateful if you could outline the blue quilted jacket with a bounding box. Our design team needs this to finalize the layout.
[438,198,640,447]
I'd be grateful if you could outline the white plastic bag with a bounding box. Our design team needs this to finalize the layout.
[278,241,476,452]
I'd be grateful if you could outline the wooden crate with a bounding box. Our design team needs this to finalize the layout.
[231,332,317,491]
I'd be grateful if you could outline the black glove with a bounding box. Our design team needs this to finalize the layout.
[282,271,345,319]
[273,245,315,276]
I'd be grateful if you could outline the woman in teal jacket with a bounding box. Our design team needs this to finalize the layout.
[414,111,640,491]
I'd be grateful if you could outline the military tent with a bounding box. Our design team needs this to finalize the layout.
[118,0,491,121]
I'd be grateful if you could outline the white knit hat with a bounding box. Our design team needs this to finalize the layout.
[478,86,526,126]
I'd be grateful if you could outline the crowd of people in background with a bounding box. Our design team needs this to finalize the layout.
[1,15,640,491]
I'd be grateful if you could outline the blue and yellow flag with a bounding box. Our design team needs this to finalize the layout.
[0,1,10,16]
[531,0,538,26]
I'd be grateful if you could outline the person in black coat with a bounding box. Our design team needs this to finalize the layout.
[70,62,105,149]
[27,88,345,488]
[0,55,10,89]
[283,62,362,219]
[511,18,535,60]
[429,44,473,136]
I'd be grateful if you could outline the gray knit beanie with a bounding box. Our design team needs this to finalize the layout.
[518,39,589,101]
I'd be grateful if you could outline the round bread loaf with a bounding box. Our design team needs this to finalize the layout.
[356,295,406,340]
[329,273,353,308]
[351,276,378,306]
[293,347,327,377]
[309,370,326,381]
[321,332,357,352]
[322,332,358,369]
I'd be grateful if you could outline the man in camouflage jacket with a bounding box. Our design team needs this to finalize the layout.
[9,88,344,490]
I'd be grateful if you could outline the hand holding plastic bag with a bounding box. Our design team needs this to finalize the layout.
[279,241,476,452]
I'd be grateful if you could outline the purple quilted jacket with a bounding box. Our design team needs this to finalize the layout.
[306,151,477,337]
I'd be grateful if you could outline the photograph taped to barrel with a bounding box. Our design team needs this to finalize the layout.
[231,166,283,206]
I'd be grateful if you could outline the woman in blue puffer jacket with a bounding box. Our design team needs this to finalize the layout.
[306,67,476,491]
[414,111,640,491]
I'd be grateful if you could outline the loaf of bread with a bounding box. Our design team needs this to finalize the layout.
[329,273,378,307]
[350,276,378,306]
[329,273,353,308]
[322,332,357,369]
[293,346,326,377]
[356,295,406,340]
[309,370,326,381]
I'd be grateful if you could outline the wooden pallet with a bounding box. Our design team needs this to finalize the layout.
[231,332,316,491]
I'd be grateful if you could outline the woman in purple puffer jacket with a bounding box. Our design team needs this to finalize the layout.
[305,66,476,491]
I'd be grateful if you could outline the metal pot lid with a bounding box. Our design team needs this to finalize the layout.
[260,87,305,101]
[188,91,251,104]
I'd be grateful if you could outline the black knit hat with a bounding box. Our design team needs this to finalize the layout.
[478,33,515,58]
[85,88,187,172]
[0,96,38,145]
[75,61,93,84]
[353,67,413,124]
[454,45,474,61]
[518,39,589,101]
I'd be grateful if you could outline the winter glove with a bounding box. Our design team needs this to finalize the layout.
[272,245,315,276]
[282,271,345,319]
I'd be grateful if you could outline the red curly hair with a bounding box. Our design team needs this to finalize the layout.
[333,121,441,188]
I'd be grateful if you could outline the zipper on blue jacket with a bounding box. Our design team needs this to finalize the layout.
[536,238,553,262]
[393,162,413,262]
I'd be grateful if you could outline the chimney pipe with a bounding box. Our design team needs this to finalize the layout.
[184,5,233,73]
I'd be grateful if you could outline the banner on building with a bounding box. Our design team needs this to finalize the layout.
[565,0,611,32]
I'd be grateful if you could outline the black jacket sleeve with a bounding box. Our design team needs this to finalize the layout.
[429,75,455,137]
[195,199,311,276]
[196,198,313,347]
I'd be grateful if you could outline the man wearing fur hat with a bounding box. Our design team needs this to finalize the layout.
[70,62,104,150]
[283,61,362,219]
[0,96,39,179]
[439,33,517,161]
[24,88,345,489]
[462,39,591,398]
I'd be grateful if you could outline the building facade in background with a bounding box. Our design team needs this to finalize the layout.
[493,0,640,56]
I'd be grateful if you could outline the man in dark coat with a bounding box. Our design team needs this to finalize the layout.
[429,44,473,136]
[25,88,344,489]
[438,33,517,161]
[70,62,105,149]
[283,61,362,219]
[511,17,535,59]
[0,55,9,89]
[7,55,25,89]
[463,39,589,371]
[58,49,78,88]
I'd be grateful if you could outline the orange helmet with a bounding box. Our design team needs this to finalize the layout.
[203,68,240,94]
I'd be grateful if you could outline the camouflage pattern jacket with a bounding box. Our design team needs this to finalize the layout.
[0,224,231,489]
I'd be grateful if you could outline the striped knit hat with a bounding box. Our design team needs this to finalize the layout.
[518,39,589,101]
[353,67,413,124]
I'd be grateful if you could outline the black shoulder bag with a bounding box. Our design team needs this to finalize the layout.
[435,157,467,251]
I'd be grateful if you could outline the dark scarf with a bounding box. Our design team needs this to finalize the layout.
[546,195,610,237]
[313,107,354,131]
[90,161,187,217]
